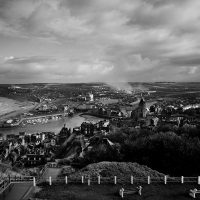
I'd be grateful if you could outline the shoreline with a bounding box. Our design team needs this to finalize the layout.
[0,96,37,122]
[80,112,111,119]
[0,112,104,129]
[0,110,19,118]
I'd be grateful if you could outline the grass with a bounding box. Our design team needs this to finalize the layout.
[34,183,200,200]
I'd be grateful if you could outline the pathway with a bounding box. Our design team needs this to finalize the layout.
[3,182,33,200]
[42,167,62,181]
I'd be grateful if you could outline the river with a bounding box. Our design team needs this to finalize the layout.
[0,96,104,137]
[0,114,103,137]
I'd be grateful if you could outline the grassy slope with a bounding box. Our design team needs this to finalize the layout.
[35,183,200,200]
[67,162,165,181]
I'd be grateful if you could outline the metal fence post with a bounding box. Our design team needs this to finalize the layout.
[81,176,84,184]
[198,176,200,185]
[164,176,167,184]
[114,176,117,185]
[148,176,151,184]
[181,176,184,184]
[131,176,133,185]
[33,177,36,187]
[49,176,52,186]
[65,176,68,184]
[98,176,100,184]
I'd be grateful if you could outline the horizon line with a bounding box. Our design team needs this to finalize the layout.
[0,81,200,85]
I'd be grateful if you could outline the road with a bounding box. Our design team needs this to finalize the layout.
[3,182,33,200]
[43,168,61,181]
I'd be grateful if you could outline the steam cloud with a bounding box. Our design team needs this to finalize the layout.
[105,82,148,94]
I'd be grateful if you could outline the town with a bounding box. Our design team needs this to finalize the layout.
[1,0,200,199]
[0,82,200,176]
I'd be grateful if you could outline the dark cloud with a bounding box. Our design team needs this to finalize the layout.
[143,0,188,7]
[0,0,200,82]
[60,0,93,14]
[169,54,200,66]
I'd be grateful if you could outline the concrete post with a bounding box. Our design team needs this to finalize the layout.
[138,186,142,196]
[81,176,84,184]
[164,176,167,184]
[98,176,101,184]
[33,177,36,187]
[181,176,184,184]
[49,176,52,186]
[65,176,68,184]
[114,176,117,185]
[131,176,133,185]
[121,189,124,198]
[148,176,150,184]
[88,179,90,186]
[198,176,200,185]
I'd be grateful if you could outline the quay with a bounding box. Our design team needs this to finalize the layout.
[0,113,65,128]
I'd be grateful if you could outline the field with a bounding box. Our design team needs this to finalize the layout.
[35,183,200,200]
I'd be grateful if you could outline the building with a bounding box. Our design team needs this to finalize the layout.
[89,93,94,101]
[0,133,3,141]
[57,125,71,145]
[131,98,147,120]
[24,154,46,167]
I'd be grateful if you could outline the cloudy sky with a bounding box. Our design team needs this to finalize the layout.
[0,0,200,83]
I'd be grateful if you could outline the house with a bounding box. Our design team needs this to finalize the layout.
[24,154,46,167]
[0,133,4,141]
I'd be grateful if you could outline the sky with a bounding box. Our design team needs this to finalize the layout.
[0,0,200,83]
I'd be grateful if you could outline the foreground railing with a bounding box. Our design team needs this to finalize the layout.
[1,175,200,192]
[0,176,34,194]
[0,180,10,191]
[0,179,12,196]
[38,175,200,186]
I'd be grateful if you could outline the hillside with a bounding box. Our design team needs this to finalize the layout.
[0,163,21,177]
[0,163,35,178]
[67,161,165,181]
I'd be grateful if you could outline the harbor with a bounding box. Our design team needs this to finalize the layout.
[0,113,104,137]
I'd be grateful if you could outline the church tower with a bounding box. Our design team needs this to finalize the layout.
[138,98,147,118]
